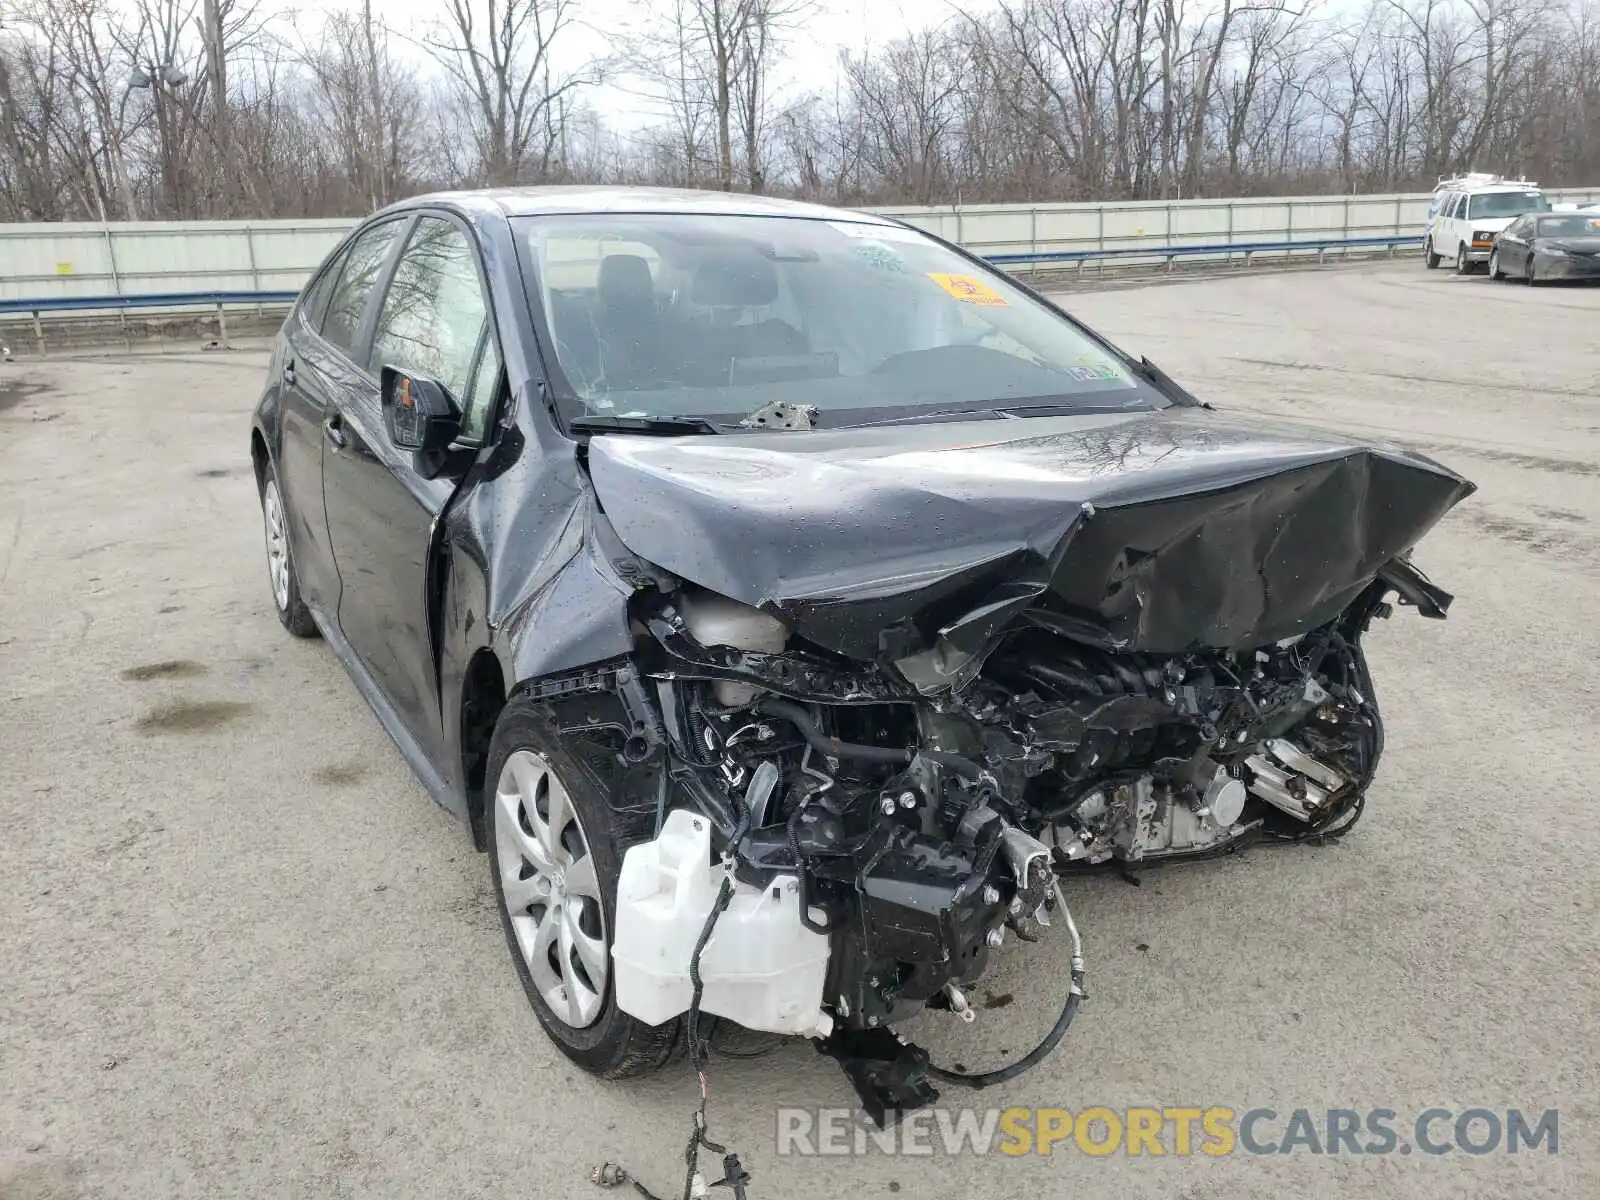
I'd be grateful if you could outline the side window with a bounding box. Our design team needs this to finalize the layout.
[297,252,345,331]
[322,220,403,356]
[461,336,503,441]
[370,216,501,442]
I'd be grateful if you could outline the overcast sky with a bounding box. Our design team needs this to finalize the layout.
[280,0,1002,127]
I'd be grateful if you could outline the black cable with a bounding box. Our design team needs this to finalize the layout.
[786,802,835,934]
[927,880,1087,1091]
[756,697,984,782]
[926,975,1085,1091]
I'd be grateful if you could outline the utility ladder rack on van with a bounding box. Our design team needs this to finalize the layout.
[1434,172,1540,191]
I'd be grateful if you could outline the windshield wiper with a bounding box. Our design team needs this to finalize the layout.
[1134,357,1209,408]
[568,414,722,437]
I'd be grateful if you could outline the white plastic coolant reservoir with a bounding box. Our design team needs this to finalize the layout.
[612,809,833,1039]
[677,590,788,706]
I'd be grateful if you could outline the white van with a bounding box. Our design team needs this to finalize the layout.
[1426,175,1551,274]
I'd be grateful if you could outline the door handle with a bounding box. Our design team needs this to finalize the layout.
[323,412,347,450]
[282,359,296,385]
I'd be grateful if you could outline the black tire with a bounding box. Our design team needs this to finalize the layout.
[1488,250,1505,281]
[258,461,319,638]
[1527,258,1543,287]
[1454,244,1473,276]
[1424,238,1441,270]
[484,696,682,1078]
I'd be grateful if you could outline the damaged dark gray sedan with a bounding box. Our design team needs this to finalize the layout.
[250,187,1474,1120]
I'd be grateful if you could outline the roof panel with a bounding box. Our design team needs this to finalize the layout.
[396,186,898,225]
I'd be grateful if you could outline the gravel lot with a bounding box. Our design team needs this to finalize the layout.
[2,263,1596,1200]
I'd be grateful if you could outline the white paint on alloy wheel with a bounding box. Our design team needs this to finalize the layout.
[494,750,608,1029]
[262,480,290,612]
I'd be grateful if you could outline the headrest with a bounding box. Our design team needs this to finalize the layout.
[598,254,655,309]
[690,249,778,307]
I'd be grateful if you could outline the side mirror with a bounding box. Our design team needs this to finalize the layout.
[381,366,461,453]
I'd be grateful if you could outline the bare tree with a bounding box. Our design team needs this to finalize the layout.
[301,0,422,210]
[0,17,70,218]
[424,0,599,185]
[842,25,967,204]
[617,0,716,186]
[3,0,1599,223]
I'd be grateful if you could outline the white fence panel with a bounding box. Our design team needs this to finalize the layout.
[2,189,1597,305]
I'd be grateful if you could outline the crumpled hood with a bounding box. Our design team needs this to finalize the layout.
[586,408,1475,662]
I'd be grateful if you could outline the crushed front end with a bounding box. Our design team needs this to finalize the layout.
[562,415,1475,1122]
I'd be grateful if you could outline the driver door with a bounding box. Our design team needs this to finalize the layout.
[320,213,504,762]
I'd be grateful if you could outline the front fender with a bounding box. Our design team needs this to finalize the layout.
[503,497,636,685]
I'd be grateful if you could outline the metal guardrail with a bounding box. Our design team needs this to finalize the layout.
[0,289,300,355]
[0,234,1422,354]
[988,232,1421,266]
[0,288,300,314]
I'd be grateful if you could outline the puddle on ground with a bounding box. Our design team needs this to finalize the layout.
[134,699,251,735]
[119,660,207,682]
[0,377,52,414]
[314,763,369,786]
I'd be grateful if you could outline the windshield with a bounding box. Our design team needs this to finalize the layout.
[512,212,1164,428]
[1467,191,1549,219]
[1536,215,1600,237]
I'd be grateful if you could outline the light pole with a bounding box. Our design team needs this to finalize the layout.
[129,64,188,214]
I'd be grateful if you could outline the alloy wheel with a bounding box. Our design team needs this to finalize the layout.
[494,750,609,1029]
[262,480,291,612]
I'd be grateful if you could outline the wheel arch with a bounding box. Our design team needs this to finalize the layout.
[250,425,270,493]
[460,647,509,851]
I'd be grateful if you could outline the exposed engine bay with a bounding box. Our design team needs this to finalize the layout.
[501,408,1476,1139]
[535,557,1446,1124]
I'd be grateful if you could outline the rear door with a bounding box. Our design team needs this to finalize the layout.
[275,253,344,613]
[321,213,504,759]
[277,218,407,614]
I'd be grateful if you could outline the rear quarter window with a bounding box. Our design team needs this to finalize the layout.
[296,253,346,332]
[322,220,405,357]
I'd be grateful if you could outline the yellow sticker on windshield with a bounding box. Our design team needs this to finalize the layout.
[927,273,1009,306]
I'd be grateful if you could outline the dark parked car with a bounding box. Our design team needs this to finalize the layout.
[1489,213,1600,283]
[251,187,1472,1114]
